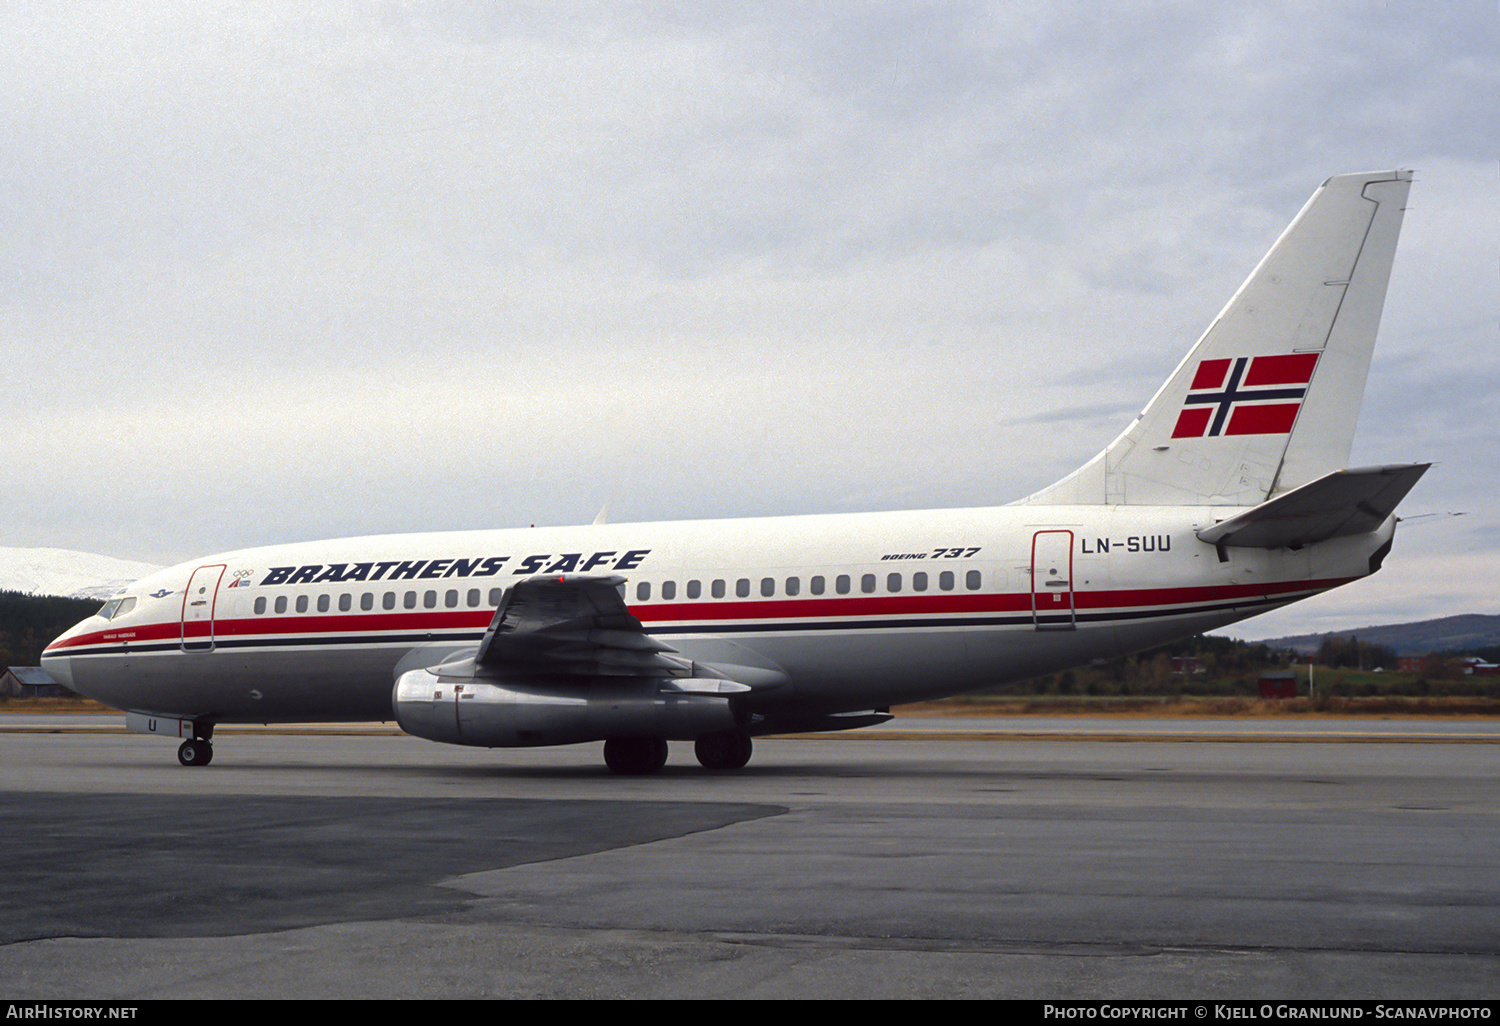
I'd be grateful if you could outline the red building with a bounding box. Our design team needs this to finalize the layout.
[1258,671,1298,699]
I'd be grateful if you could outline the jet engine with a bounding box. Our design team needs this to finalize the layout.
[393,662,749,748]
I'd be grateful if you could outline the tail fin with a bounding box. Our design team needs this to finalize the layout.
[1021,170,1412,507]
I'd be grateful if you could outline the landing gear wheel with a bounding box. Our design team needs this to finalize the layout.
[694,730,753,770]
[177,739,213,767]
[602,737,669,775]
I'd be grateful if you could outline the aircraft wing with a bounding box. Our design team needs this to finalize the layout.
[472,574,692,678]
[396,574,754,749]
[1196,463,1430,549]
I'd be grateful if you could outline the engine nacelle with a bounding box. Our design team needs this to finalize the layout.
[393,667,747,747]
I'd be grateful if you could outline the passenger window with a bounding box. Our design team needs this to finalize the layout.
[317,594,330,613]
[939,570,955,591]
[761,577,775,597]
[736,579,750,598]
[467,589,480,607]
[966,569,982,590]
[360,592,374,611]
[913,572,928,592]
[404,591,417,609]
[712,579,726,599]
[254,597,267,615]
[637,582,651,601]
[886,573,901,593]
[662,581,676,601]
[861,574,876,594]
[444,590,458,608]
[296,595,308,613]
[338,593,351,612]
[274,596,287,614]
[423,591,436,608]
[836,575,851,595]
[810,575,825,595]
[687,580,701,599]
[785,576,799,596]
[383,592,396,610]
[489,588,503,606]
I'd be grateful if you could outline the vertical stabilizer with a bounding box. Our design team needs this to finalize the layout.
[1019,170,1411,507]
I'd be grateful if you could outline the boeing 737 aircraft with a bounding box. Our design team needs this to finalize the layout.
[43,170,1427,774]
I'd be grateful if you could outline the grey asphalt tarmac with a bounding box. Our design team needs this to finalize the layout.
[1,718,1496,999]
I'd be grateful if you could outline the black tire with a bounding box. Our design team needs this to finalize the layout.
[602,737,669,775]
[694,730,753,770]
[177,739,213,767]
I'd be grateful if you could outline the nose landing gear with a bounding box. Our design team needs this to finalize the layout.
[177,738,214,766]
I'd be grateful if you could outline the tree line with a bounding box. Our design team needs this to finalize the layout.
[1312,635,1398,671]
[0,591,101,668]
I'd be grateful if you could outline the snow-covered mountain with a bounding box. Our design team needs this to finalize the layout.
[0,547,165,600]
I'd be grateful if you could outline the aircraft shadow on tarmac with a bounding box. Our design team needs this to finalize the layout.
[0,793,783,943]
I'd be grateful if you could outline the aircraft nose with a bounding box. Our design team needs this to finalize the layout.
[40,649,73,690]
[40,629,79,691]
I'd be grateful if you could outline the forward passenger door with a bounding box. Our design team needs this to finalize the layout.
[181,564,226,652]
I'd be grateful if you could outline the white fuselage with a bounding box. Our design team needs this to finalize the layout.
[41,503,1392,727]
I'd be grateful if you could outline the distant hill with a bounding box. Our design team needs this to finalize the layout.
[1262,614,1500,656]
[0,547,163,601]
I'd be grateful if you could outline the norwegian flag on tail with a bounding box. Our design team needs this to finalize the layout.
[1171,353,1319,438]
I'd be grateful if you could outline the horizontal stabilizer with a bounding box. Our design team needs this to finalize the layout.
[1196,463,1429,549]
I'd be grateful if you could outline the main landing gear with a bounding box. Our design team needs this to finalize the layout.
[694,729,753,770]
[601,729,754,775]
[602,737,669,775]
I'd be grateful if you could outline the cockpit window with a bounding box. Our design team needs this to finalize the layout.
[96,597,136,620]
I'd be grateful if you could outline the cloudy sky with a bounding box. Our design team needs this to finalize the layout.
[4,2,1495,639]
